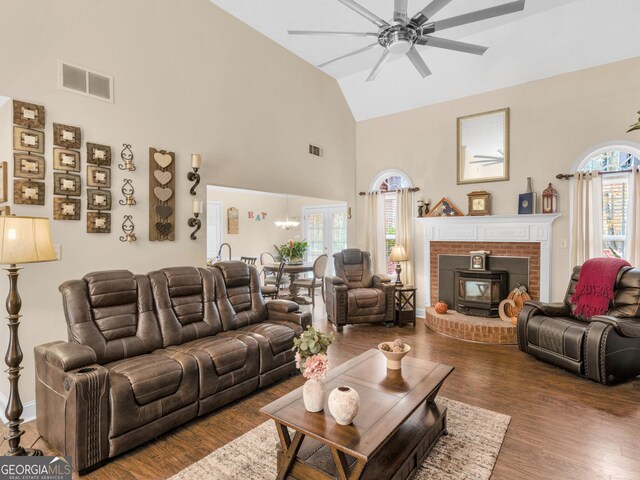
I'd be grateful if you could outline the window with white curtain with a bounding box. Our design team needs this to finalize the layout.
[578,148,640,258]
[370,171,412,275]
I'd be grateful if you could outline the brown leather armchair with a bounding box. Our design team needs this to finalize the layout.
[325,248,395,332]
[517,265,640,384]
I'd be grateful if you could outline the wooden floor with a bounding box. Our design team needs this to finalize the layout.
[15,300,640,480]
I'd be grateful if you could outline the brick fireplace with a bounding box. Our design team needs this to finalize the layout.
[430,241,541,305]
[417,214,560,308]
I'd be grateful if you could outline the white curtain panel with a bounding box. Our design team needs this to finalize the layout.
[363,192,386,274]
[396,188,415,286]
[570,171,603,266]
[625,167,640,265]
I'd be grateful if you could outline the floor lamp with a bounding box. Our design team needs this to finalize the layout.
[0,216,57,456]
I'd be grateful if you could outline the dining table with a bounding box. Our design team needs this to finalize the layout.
[262,262,314,305]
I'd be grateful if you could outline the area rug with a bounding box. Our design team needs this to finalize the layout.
[169,397,510,480]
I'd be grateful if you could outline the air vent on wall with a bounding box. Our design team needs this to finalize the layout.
[58,60,113,103]
[308,144,323,157]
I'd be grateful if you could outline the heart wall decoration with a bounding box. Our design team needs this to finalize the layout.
[149,147,176,241]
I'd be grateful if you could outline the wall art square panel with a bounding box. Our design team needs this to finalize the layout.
[13,100,45,129]
[13,127,44,154]
[14,154,45,180]
[14,180,45,205]
[53,123,81,149]
[53,197,81,220]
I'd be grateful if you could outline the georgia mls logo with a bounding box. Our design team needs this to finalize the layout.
[0,455,72,480]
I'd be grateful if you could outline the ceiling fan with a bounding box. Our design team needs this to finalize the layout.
[470,148,505,165]
[289,0,526,81]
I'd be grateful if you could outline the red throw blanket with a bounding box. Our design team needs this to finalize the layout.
[571,257,630,318]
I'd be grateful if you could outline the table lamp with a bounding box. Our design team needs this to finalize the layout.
[389,246,409,287]
[0,216,57,456]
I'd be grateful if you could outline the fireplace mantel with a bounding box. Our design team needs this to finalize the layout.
[416,214,560,306]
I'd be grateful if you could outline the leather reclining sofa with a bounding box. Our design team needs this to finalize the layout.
[518,265,640,384]
[34,262,311,474]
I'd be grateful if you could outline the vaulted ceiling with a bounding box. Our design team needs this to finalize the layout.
[209,0,640,120]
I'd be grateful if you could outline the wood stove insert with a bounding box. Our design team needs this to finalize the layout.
[455,269,508,317]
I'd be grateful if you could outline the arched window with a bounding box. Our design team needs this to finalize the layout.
[370,170,413,275]
[576,145,640,258]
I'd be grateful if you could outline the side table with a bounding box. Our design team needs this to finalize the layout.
[395,286,417,327]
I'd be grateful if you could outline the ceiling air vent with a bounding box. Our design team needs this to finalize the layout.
[308,144,323,157]
[58,60,114,103]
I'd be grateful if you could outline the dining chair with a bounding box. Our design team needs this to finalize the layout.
[260,251,276,284]
[291,254,328,310]
[261,260,286,300]
[240,256,257,265]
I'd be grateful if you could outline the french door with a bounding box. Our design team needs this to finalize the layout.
[302,205,348,275]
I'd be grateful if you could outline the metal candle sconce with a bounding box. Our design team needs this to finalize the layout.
[119,215,137,243]
[188,200,203,240]
[118,144,136,171]
[119,179,136,206]
[188,154,202,195]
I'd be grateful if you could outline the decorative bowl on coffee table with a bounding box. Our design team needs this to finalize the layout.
[378,342,411,370]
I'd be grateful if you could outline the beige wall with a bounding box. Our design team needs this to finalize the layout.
[355,57,640,309]
[0,0,355,406]
[206,186,345,262]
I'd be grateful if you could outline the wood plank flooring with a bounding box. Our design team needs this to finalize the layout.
[18,301,640,479]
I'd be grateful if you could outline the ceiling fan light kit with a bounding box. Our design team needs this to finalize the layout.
[289,0,526,81]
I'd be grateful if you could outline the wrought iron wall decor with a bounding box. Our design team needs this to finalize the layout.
[119,179,136,206]
[188,154,202,196]
[120,215,137,243]
[188,200,203,240]
[119,143,136,171]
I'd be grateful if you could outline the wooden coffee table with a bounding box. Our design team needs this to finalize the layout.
[260,349,454,480]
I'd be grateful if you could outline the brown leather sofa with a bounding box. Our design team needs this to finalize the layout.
[325,248,395,332]
[34,262,310,474]
[518,265,640,384]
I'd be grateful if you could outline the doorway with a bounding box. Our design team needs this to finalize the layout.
[207,201,222,260]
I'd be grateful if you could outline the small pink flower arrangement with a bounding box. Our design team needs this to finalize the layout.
[302,353,330,380]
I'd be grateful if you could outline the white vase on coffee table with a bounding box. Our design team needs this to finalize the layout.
[328,386,360,425]
[303,378,325,412]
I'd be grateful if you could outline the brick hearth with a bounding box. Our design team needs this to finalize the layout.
[430,241,541,305]
[425,307,517,344]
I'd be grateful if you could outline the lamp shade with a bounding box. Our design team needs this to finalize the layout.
[389,246,409,262]
[0,216,57,265]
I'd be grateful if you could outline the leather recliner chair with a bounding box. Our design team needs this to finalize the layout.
[325,248,395,332]
[517,265,640,384]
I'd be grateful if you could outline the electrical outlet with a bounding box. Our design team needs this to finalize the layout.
[561,239,567,248]
[53,244,62,260]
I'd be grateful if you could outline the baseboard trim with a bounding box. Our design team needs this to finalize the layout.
[416,307,426,318]
[0,392,36,425]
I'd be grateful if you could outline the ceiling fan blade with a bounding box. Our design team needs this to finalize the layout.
[317,42,380,68]
[289,30,379,37]
[433,0,525,32]
[473,155,504,160]
[394,0,408,23]
[411,0,453,26]
[416,36,488,55]
[366,49,392,82]
[406,47,432,78]
[338,0,389,28]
